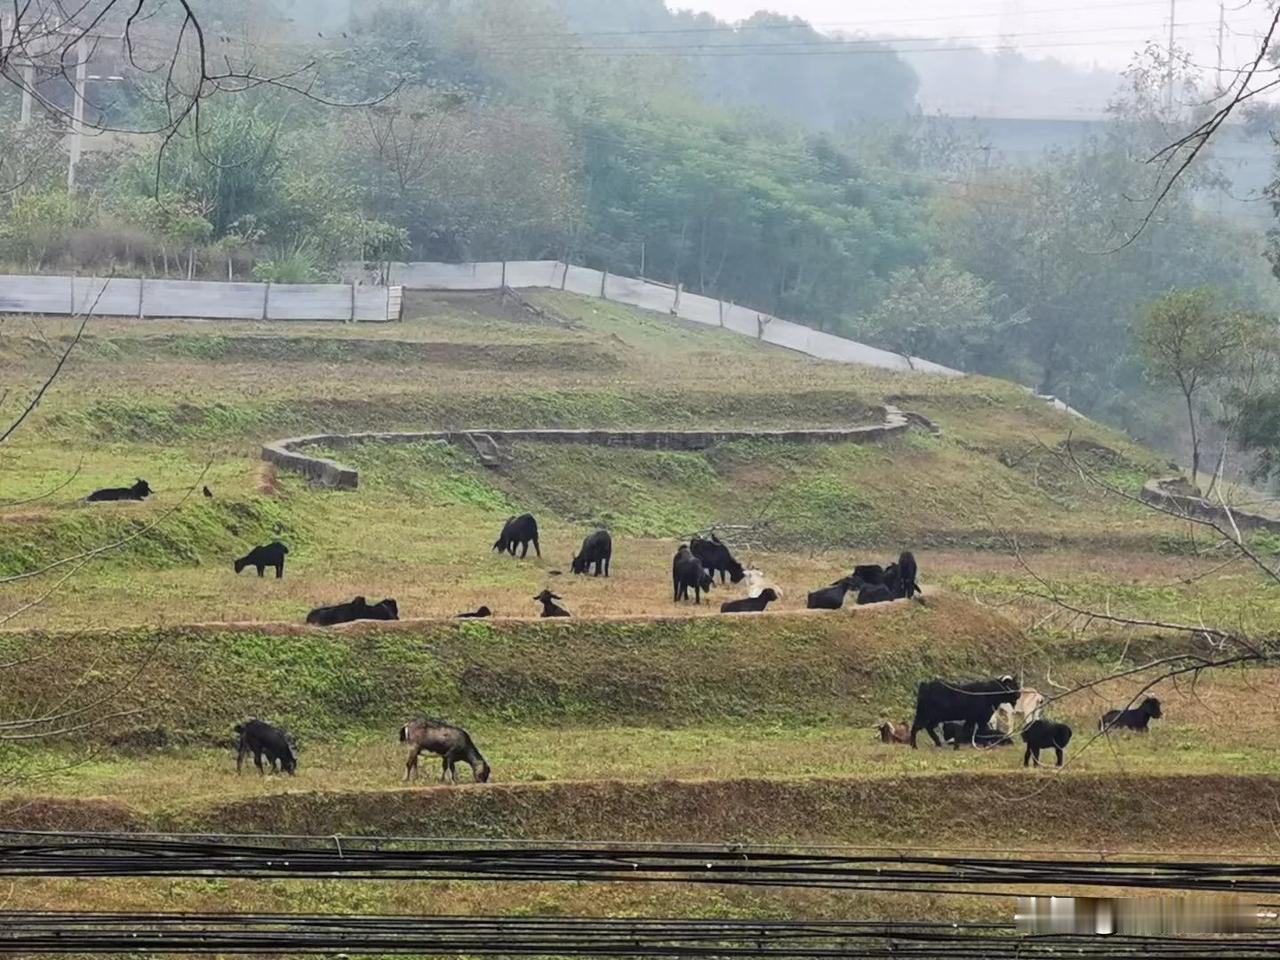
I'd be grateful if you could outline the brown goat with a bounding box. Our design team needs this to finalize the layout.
[399,717,490,784]
[877,721,911,745]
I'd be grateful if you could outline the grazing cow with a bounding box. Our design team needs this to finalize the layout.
[877,721,911,744]
[672,544,714,604]
[400,718,490,784]
[856,583,895,606]
[895,551,920,598]
[233,541,288,579]
[571,530,612,577]
[691,534,745,584]
[851,564,885,585]
[992,689,1045,733]
[807,577,858,610]
[910,675,1019,749]
[457,606,492,619]
[720,588,779,614]
[533,588,570,618]
[234,719,296,775]
[305,596,399,626]
[86,478,152,502]
[1021,719,1073,767]
[493,513,540,558]
[941,721,1012,747]
[1099,697,1162,733]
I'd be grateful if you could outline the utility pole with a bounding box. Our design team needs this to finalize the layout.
[1165,0,1176,111]
[1216,0,1226,95]
[66,34,87,192]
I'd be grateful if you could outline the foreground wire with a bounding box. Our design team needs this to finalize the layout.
[3,832,1280,895]
[1,912,1278,958]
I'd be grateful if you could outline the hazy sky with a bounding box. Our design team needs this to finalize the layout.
[673,0,1275,74]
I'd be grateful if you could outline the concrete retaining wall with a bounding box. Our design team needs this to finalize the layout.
[262,407,911,490]
[1139,477,1280,534]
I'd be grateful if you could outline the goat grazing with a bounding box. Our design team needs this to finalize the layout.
[720,588,779,614]
[234,541,288,579]
[1100,697,1162,733]
[493,513,540,558]
[571,530,612,577]
[1021,719,1072,767]
[691,534,745,584]
[86,478,151,502]
[673,544,714,603]
[533,589,570,618]
[234,719,296,775]
[400,718,490,784]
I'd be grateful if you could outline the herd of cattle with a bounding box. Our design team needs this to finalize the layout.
[86,483,1165,781]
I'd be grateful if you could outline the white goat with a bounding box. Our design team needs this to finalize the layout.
[743,568,781,599]
[991,688,1044,733]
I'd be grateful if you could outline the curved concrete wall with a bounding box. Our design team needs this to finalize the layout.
[1140,477,1280,534]
[262,407,912,490]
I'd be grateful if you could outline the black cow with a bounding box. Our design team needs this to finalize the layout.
[571,530,612,577]
[691,535,745,584]
[895,551,920,598]
[305,596,399,626]
[857,584,895,605]
[1099,697,1162,733]
[1021,719,1073,767]
[493,514,540,558]
[457,606,492,619]
[673,544,714,604]
[533,589,570,618]
[910,675,1019,749]
[851,564,885,585]
[720,588,779,614]
[86,478,151,502]
[234,718,296,775]
[941,720,1012,747]
[234,541,288,579]
[807,577,857,610]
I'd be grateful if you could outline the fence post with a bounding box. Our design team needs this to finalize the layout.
[600,268,607,300]
[718,298,724,327]
[262,282,271,321]
[68,272,75,316]
[137,278,145,320]
[671,282,682,316]
[385,284,392,322]
[349,282,357,323]
[500,260,507,303]
[559,261,568,291]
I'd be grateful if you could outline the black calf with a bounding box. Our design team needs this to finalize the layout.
[807,577,857,610]
[86,478,151,502]
[1099,697,1162,733]
[720,588,779,614]
[305,596,399,626]
[857,584,895,605]
[234,718,296,775]
[572,530,612,577]
[533,589,570,618]
[234,541,288,579]
[457,606,492,619]
[1021,719,1073,767]
[494,514,540,559]
[691,535,745,584]
[673,545,714,604]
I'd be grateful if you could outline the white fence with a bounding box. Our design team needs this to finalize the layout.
[351,259,957,376]
[0,275,404,322]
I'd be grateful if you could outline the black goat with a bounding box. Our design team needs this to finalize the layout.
[234,541,288,579]
[896,551,920,598]
[691,535,745,584]
[941,720,1012,748]
[720,588,779,614]
[1021,719,1073,767]
[493,513,540,558]
[533,589,570,618]
[86,478,151,502]
[1099,697,1162,733]
[672,544,714,603]
[857,584,895,605]
[457,606,492,619]
[807,577,857,610]
[571,530,612,577]
[305,596,399,626]
[234,719,296,775]
[911,675,1019,749]
[851,564,885,585]
[202,485,213,498]
[400,718,490,784]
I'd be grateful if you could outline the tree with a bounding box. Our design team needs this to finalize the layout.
[1135,288,1248,489]
[856,260,996,368]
